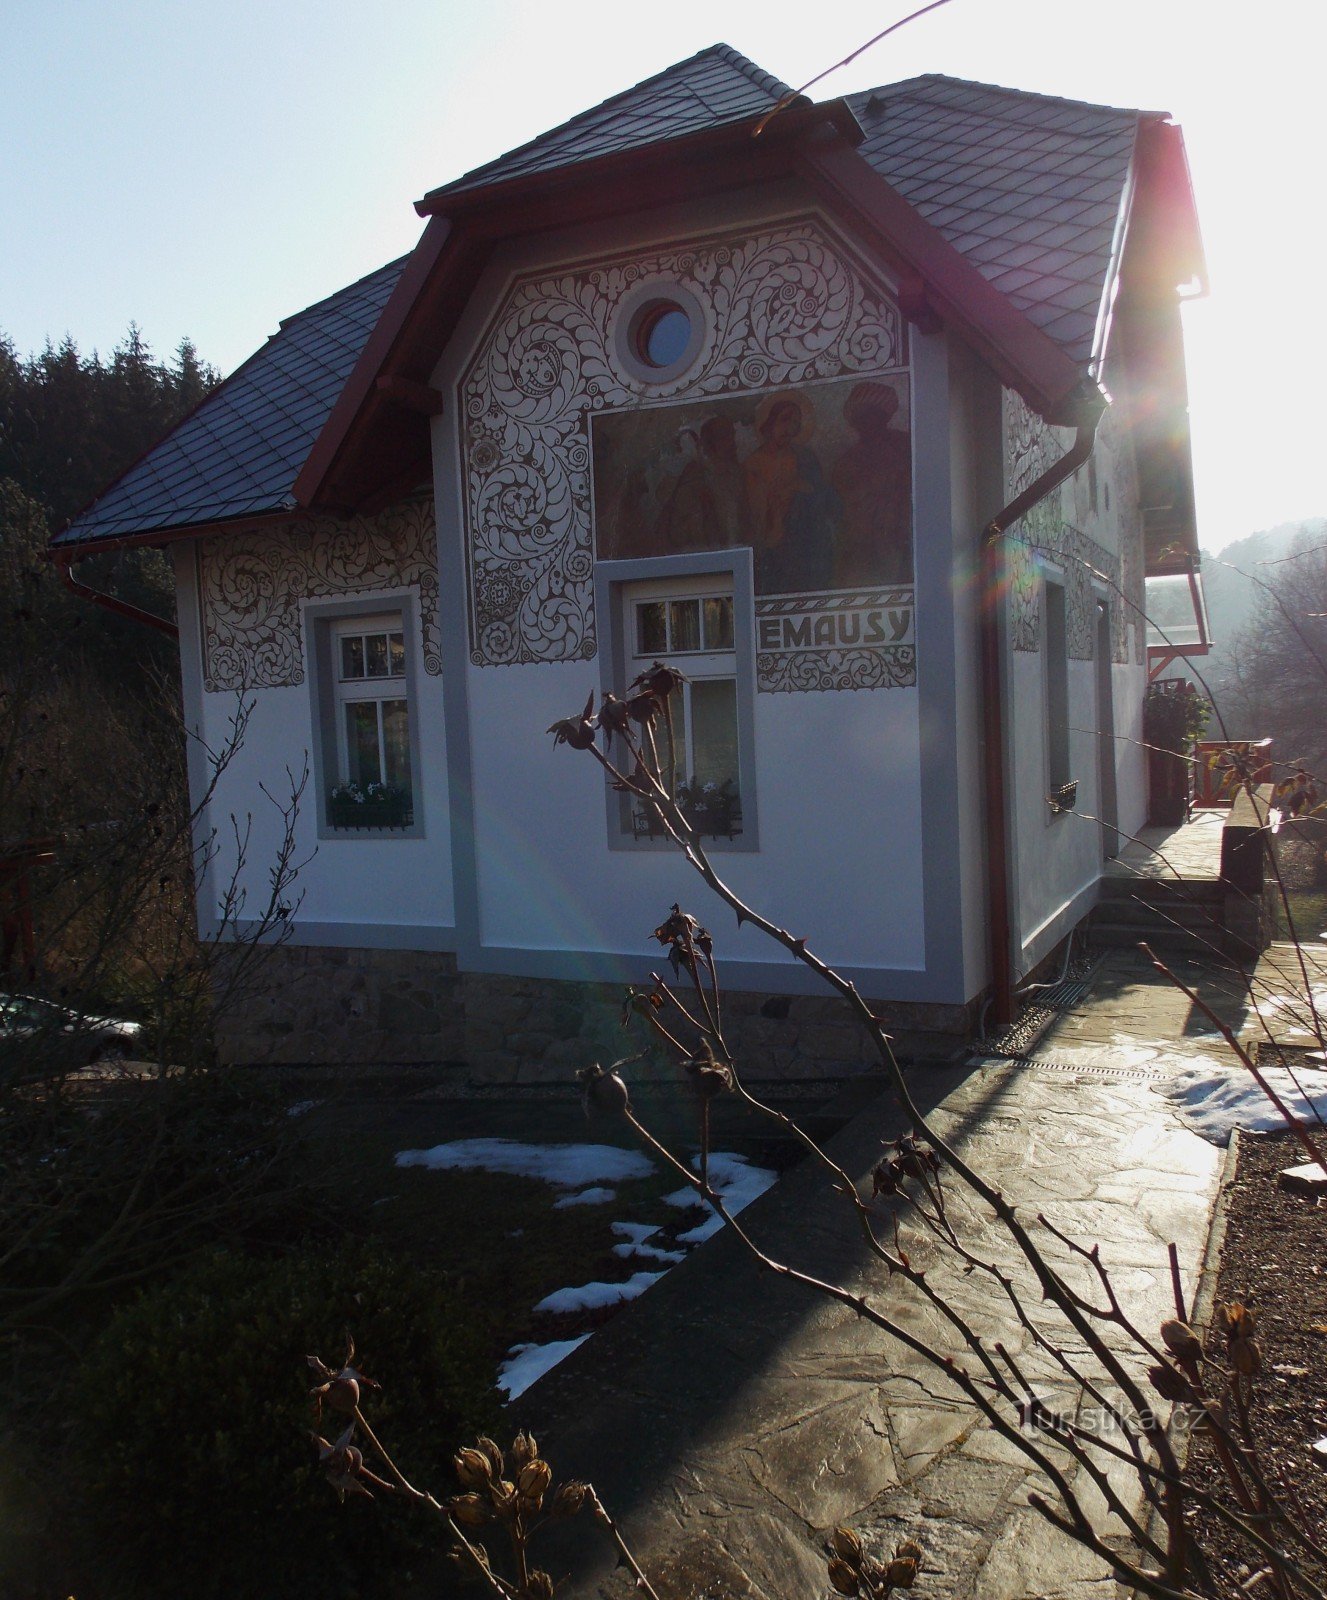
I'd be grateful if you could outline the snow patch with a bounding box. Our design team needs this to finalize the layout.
[497,1336,589,1402]
[1155,1064,1327,1145]
[394,1138,655,1187]
[613,1240,686,1264]
[663,1151,778,1244]
[533,1271,665,1315]
[554,1186,616,1208]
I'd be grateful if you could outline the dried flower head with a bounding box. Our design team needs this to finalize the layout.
[631,661,688,701]
[524,1570,556,1600]
[447,1491,493,1528]
[686,1042,734,1099]
[827,1556,861,1596]
[550,1479,589,1517]
[547,690,598,750]
[829,1527,864,1568]
[454,1445,493,1491]
[598,692,633,750]
[310,1425,386,1502]
[517,1458,553,1504]
[307,1335,380,1422]
[885,1553,920,1587]
[510,1430,538,1470]
[475,1435,505,1479]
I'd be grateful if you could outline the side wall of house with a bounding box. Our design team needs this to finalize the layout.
[1000,390,1148,976]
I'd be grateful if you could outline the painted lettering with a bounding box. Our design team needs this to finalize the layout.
[758,618,781,650]
[838,613,861,645]
[888,609,911,641]
[864,610,887,643]
[783,616,812,647]
[814,615,836,646]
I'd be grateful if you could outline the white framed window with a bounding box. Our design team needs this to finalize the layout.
[305,596,423,838]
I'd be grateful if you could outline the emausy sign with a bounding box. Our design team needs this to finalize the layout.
[755,588,915,693]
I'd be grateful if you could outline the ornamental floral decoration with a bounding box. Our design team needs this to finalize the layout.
[197,498,440,691]
[460,218,908,670]
[1001,390,1136,662]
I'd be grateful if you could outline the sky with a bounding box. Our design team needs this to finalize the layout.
[3,0,1322,552]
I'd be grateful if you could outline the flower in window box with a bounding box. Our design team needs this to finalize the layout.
[327,781,413,829]
[676,777,740,839]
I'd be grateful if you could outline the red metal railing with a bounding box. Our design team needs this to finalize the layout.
[1193,739,1273,808]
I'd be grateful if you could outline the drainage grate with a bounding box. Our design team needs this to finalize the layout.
[996,1054,1167,1084]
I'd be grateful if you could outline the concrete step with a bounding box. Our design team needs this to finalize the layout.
[1088,919,1226,953]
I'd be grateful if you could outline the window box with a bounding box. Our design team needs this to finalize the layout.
[327,784,414,830]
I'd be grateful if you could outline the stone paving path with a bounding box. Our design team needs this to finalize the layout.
[513,949,1238,1599]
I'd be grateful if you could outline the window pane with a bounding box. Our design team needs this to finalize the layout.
[703,595,734,651]
[389,632,406,675]
[366,632,390,677]
[669,598,701,653]
[346,703,382,786]
[382,700,410,791]
[340,636,364,679]
[636,601,667,657]
[690,679,739,790]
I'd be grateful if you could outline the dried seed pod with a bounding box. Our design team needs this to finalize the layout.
[326,1373,360,1413]
[885,1554,920,1587]
[476,1436,506,1478]
[872,1158,901,1198]
[829,1527,864,1568]
[1148,1362,1195,1404]
[491,1480,519,1518]
[1218,1301,1257,1341]
[895,1538,923,1562]
[686,1047,734,1100]
[1230,1336,1262,1377]
[550,1479,589,1517]
[510,1431,538,1470]
[1160,1319,1202,1363]
[578,1061,630,1115]
[827,1556,861,1596]
[447,1492,492,1528]
[525,1570,556,1600]
[454,1446,493,1490]
[517,1459,553,1501]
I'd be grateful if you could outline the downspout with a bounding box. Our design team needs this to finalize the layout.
[52,547,179,638]
[980,404,1103,1026]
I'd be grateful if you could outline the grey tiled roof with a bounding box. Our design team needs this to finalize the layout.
[53,258,407,547]
[848,75,1144,368]
[423,44,794,201]
[57,58,1151,547]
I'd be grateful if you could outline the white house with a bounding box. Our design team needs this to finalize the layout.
[53,48,1206,1078]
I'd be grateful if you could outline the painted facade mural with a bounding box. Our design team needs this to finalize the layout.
[593,375,912,590]
[1001,390,1142,664]
[461,218,914,687]
[197,498,440,691]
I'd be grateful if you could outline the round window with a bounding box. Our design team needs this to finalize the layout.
[616,284,705,383]
[634,302,693,369]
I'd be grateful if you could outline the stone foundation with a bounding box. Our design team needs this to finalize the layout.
[214,943,975,1079]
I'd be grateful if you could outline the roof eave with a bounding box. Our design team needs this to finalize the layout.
[50,506,302,561]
